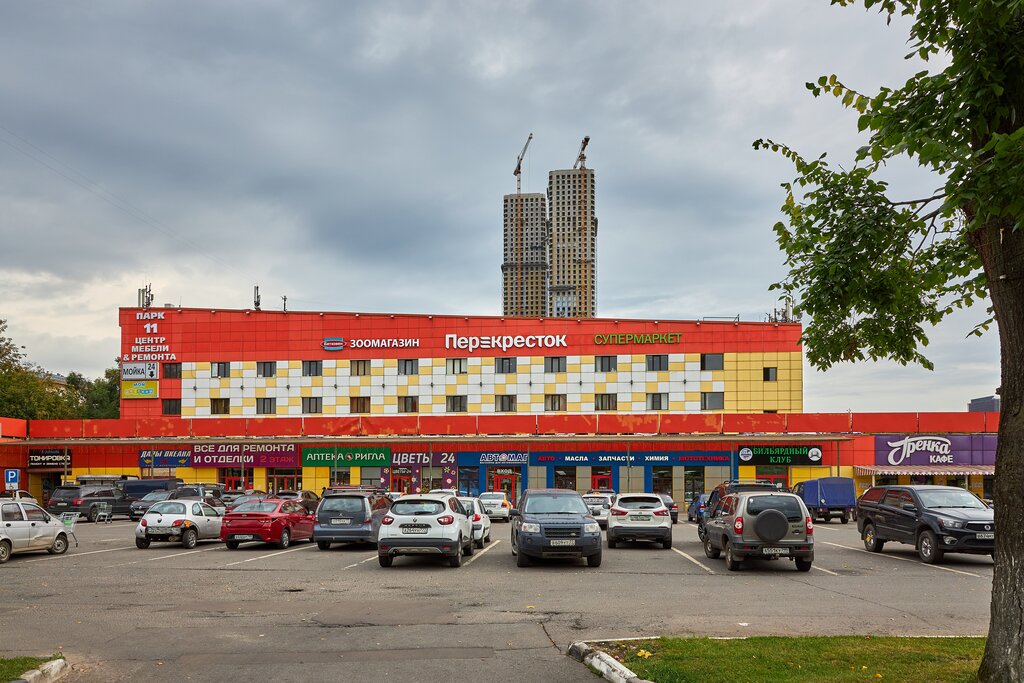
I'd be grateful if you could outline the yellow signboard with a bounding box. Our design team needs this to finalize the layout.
[121,380,159,399]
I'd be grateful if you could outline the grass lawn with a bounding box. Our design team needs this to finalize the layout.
[597,636,986,683]
[0,655,59,679]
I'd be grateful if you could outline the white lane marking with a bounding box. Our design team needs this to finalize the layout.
[818,541,983,578]
[105,544,225,568]
[25,546,135,563]
[811,564,840,576]
[671,547,715,574]
[221,543,315,567]
[464,539,502,566]
[344,554,379,569]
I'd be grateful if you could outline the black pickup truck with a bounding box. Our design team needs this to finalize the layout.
[856,485,994,564]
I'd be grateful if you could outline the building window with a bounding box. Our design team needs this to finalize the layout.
[302,360,323,377]
[646,354,668,372]
[495,395,517,412]
[595,355,617,372]
[350,360,371,376]
[496,357,517,374]
[256,398,276,415]
[211,362,231,378]
[398,359,419,375]
[163,363,182,379]
[595,393,617,411]
[162,399,181,416]
[302,397,322,414]
[544,356,567,373]
[763,367,778,382]
[446,358,467,375]
[701,353,724,371]
[446,395,467,412]
[257,361,277,378]
[647,393,668,410]
[350,396,370,414]
[545,394,567,411]
[398,396,419,413]
[211,398,231,415]
[701,392,724,410]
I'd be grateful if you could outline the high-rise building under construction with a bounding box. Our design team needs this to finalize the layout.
[501,192,549,317]
[547,167,597,318]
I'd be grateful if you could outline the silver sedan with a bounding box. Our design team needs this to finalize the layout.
[0,501,70,563]
[135,500,224,549]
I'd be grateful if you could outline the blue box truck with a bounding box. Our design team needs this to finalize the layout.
[791,476,857,523]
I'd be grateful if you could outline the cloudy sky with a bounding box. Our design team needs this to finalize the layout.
[0,1,999,412]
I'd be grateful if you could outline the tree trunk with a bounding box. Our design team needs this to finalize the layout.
[976,216,1024,682]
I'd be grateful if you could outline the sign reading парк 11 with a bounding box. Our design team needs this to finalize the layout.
[875,435,996,466]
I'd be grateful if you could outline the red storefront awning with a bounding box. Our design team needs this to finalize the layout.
[854,465,994,477]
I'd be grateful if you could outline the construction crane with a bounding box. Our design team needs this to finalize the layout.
[512,133,533,316]
[573,136,591,316]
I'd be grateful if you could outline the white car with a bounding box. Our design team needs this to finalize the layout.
[606,493,673,549]
[0,500,70,563]
[478,491,512,521]
[0,489,36,502]
[458,496,493,549]
[377,494,474,567]
[135,500,224,549]
[582,494,613,528]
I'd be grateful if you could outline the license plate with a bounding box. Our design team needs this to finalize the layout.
[331,518,352,525]
[632,515,651,521]
[403,527,428,534]
[763,547,790,555]
[550,539,576,546]
[976,532,994,540]
[149,527,173,535]
[56,502,67,507]
[233,535,254,540]
[483,506,496,511]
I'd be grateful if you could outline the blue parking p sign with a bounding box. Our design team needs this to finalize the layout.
[4,469,18,485]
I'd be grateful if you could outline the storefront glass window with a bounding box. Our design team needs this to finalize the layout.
[756,466,789,490]
[421,467,443,491]
[328,466,351,487]
[684,467,705,503]
[219,468,254,491]
[652,467,673,496]
[590,466,612,491]
[983,476,994,500]
[361,467,381,488]
[458,467,480,496]
[909,475,934,485]
[267,468,302,494]
[554,467,576,491]
[874,475,898,486]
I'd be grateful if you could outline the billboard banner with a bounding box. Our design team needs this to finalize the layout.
[874,435,997,466]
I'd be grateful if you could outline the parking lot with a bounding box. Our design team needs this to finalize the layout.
[0,517,994,682]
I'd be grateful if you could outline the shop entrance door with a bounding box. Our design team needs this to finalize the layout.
[591,474,613,491]
[224,475,252,492]
[494,475,517,505]
[391,475,412,494]
[269,475,299,495]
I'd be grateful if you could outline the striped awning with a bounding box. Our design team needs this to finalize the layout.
[855,465,994,477]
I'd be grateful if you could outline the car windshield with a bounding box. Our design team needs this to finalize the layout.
[0,491,20,499]
[392,500,446,515]
[320,497,366,514]
[233,502,280,513]
[617,496,662,510]
[276,491,298,498]
[148,502,187,515]
[917,489,987,509]
[141,491,172,502]
[479,493,505,501]
[50,487,80,499]
[746,495,804,521]
[523,495,588,515]
[457,498,477,511]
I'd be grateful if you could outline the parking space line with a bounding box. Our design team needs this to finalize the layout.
[221,543,315,567]
[104,544,225,568]
[811,564,839,576]
[25,546,135,563]
[670,547,715,574]
[818,541,983,578]
[464,540,502,566]
[344,554,379,569]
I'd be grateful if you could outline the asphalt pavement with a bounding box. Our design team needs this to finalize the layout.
[0,517,994,682]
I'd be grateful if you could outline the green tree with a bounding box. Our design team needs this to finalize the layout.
[66,366,120,419]
[0,319,93,420]
[755,2,1022,680]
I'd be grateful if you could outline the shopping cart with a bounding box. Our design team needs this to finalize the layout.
[95,502,114,524]
[59,512,79,547]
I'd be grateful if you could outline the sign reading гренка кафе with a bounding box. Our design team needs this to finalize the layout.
[874,435,996,467]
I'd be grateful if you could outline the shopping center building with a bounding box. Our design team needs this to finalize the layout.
[0,307,999,505]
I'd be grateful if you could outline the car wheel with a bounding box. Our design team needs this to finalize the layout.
[48,534,69,555]
[587,551,602,568]
[687,514,693,522]
[484,532,491,543]
[607,536,616,549]
[378,554,393,568]
[840,511,850,525]
[863,523,885,553]
[225,541,240,550]
[795,558,813,572]
[516,549,530,567]
[317,541,331,551]
[463,536,475,556]
[449,539,463,567]
[0,540,10,564]
[697,525,707,542]
[918,530,944,564]
[135,537,151,550]
[725,542,742,571]
[87,506,99,523]
[662,535,673,550]
[475,536,484,549]
[703,535,720,559]
[181,528,198,549]
[278,528,291,549]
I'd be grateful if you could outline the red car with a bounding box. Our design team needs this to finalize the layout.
[220,499,314,549]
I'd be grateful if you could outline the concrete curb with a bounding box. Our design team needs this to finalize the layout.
[10,658,68,683]
[567,641,654,683]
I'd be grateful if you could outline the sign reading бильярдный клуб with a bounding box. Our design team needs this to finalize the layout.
[737,445,823,466]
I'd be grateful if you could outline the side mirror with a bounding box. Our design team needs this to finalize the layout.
[902,503,917,513]
[509,509,521,517]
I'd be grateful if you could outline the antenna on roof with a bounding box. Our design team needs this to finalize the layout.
[253,285,261,311]
[137,284,154,309]
[281,295,288,312]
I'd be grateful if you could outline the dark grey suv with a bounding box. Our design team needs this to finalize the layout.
[46,485,130,522]
[510,489,603,567]
[313,490,391,550]
[703,491,814,571]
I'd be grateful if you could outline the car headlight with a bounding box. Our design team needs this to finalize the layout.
[584,523,600,534]
[520,522,541,533]
[937,517,964,529]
